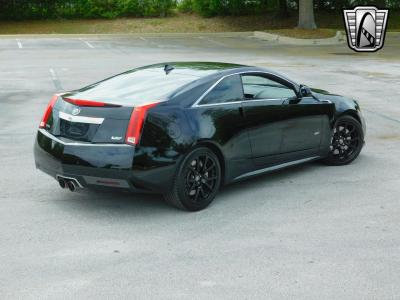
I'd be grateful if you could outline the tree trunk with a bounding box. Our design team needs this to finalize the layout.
[298,0,317,29]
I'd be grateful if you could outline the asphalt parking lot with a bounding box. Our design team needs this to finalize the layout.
[1,33,400,299]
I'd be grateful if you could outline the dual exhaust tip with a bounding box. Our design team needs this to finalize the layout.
[58,177,79,192]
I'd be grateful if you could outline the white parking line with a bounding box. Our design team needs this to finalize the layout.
[16,39,23,49]
[198,36,226,47]
[79,38,95,48]
[49,68,57,80]
[49,68,63,90]
[85,41,95,48]
[139,36,160,48]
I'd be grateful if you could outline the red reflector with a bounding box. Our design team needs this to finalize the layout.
[39,95,58,129]
[63,98,106,107]
[125,102,159,146]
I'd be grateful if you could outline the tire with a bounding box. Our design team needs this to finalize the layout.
[164,147,222,211]
[322,115,364,166]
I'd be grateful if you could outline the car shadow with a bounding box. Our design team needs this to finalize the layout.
[53,186,179,217]
[217,153,368,205]
[218,161,320,198]
[52,161,323,216]
[51,154,367,216]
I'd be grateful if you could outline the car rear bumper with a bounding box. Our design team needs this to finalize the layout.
[34,129,169,193]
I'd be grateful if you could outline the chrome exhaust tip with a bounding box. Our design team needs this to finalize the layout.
[56,175,82,191]
[58,178,67,189]
[67,180,77,192]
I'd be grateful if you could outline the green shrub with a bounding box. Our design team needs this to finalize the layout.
[177,0,193,13]
[192,0,223,17]
[0,0,398,20]
[0,0,177,20]
[190,0,270,17]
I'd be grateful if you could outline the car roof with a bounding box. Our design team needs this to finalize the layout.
[135,62,248,78]
[65,62,298,106]
[140,62,296,84]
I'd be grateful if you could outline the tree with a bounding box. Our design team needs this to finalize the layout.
[278,0,289,17]
[297,0,317,29]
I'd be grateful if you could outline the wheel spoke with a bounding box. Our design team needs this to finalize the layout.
[194,188,200,202]
[205,163,215,172]
[203,156,210,172]
[195,158,201,172]
[347,143,356,151]
[199,187,206,198]
[189,181,196,190]
[190,166,199,175]
[203,181,213,191]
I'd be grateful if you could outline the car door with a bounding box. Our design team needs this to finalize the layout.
[280,95,332,156]
[192,74,253,181]
[240,73,298,167]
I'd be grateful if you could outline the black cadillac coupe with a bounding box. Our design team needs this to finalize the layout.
[34,62,365,211]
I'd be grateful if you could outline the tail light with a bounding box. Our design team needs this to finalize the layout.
[39,95,58,129]
[125,102,159,146]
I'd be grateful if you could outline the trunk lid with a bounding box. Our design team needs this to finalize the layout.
[47,96,133,144]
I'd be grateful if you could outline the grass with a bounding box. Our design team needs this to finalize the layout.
[0,11,398,35]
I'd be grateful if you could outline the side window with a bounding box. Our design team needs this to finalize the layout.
[242,75,296,100]
[200,75,243,105]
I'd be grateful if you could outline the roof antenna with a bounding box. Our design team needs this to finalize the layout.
[164,64,174,75]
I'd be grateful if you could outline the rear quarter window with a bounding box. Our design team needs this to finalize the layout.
[200,75,243,105]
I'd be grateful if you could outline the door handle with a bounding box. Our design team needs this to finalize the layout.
[239,106,245,118]
[284,97,301,105]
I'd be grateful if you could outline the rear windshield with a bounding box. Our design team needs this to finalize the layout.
[65,67,206,106]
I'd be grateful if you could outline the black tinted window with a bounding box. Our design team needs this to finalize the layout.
[242,75,296,100]
[200,75,243,105]
[66,68,203,105]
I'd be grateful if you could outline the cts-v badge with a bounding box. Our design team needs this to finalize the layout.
[343,6,389,52]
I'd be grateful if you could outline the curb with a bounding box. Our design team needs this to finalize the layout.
[253,30,346,45]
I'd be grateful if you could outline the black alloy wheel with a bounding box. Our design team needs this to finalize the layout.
[323,115,363,166]
[164,147,221,211]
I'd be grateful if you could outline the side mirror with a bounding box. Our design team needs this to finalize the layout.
[299,85,312,97]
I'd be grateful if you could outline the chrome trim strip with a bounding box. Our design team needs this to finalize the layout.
[234,156,320,181]
[191,70,298,108]
[59,111,104,125]
[192,100,242,108]
[194,98,285,108]
[38,129,131,147]
[56,175,84,188]
[244,98,284,103]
